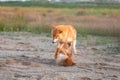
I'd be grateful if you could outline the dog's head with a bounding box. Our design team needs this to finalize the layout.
[51,25,63,43]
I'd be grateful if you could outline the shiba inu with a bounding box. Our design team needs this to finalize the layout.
[51,25,77,66]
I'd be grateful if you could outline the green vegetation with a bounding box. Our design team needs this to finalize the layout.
[0,24,51,35]
[0,2,120,39]
[0,1,120,9]
[75,27,120,37]
[0,6,120,37]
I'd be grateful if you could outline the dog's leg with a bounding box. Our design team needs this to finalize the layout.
[60,49,68,56]
[72,40,76,54]
[55,43,64,59]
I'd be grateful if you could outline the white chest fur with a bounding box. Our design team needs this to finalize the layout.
[56,54,68,64]
[67,37,72,42]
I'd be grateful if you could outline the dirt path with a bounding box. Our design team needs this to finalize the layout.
[0,33,120,80]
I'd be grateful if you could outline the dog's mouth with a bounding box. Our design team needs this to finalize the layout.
[52,39,62,44]
[52,39,58,43]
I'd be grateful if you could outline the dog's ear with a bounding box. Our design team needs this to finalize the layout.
[51,24,56,30]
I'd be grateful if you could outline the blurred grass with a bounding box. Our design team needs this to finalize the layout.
[0,6,120,38]
[0,1,120,9]
[76,27,120,37]
[0,6,120,16]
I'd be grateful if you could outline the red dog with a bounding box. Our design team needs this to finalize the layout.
[51,25,77,66]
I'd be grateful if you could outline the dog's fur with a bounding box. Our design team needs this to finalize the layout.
[51,25,77,66]
[56,42,76,66]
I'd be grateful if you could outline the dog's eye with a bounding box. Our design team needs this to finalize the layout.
[59,30,63,33]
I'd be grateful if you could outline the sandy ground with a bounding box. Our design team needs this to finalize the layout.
[0,32,120,80]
